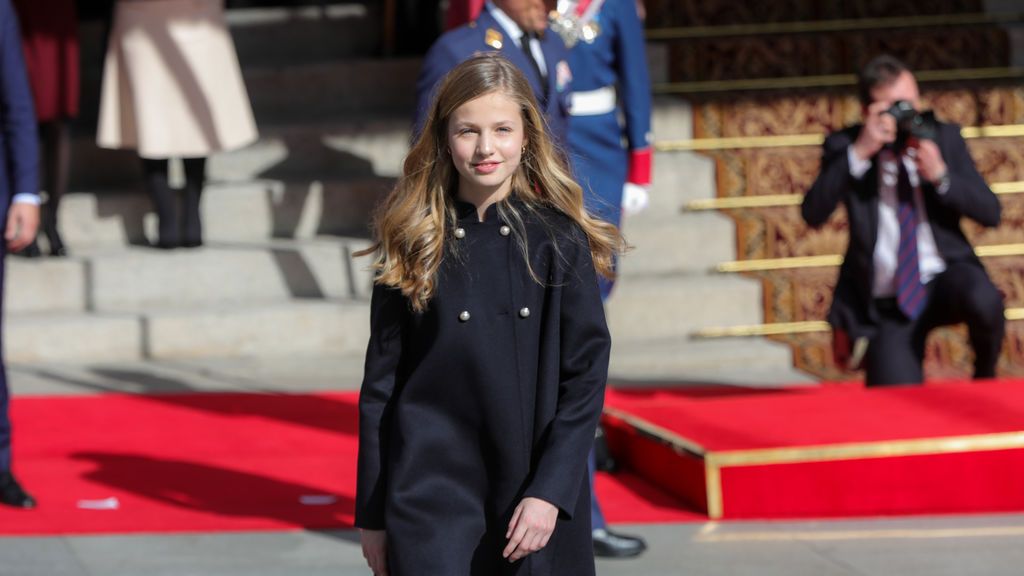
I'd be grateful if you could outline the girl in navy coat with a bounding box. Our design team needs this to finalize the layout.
[355,54,623,575]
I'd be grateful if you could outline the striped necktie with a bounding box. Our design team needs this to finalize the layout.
[882,150,928,319]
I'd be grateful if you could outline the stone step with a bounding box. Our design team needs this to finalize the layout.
[609,337,808,383]
[227,3,383,66]
[6,312,143,363]
[619,211,735,276]
[77,3,384,74]
[144,299,369,359]
[7,239,374,313]
[606,273,764,342]
[69,117,411,188]
[78,54,419,127]
[5,299,370,364]
[5,258,87,314]
[50,178,389,248]
[241,59,420,123]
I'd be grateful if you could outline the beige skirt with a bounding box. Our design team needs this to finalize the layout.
[97,0,258,158]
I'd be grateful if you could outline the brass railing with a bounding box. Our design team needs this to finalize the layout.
[657,124,1024,153]
[716,243,1024,274]
[652,67,1024,96]
[694,308,1024,338]
[684,181,1024,212]
[645,12,1024,41]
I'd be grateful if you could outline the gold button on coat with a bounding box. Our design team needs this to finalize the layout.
[459,311,471,322]
[454,228,466,239]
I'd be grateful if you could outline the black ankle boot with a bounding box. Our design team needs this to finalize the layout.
[15,240,41,258]
[181,184,203,248]
[181,157,206,248]
[143,159,180,249]
[43,213,66,257]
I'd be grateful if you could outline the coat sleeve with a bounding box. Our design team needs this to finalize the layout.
[931,124,1000,227]
[802,130,856,228]
[523,227,610,518]
[355,283,407,530]
[1,2,39,199]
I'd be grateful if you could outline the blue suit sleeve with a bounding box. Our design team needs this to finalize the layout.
[613,0,652,151]
[414,39,459,139]
[1,2,39,199]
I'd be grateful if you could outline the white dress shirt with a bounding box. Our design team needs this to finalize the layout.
[486,1,548,76]
[847,146,947,297]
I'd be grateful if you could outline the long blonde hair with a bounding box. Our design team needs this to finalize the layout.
[360,54,625,311]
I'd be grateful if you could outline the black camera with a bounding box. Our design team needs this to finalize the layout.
[885,100,938,145]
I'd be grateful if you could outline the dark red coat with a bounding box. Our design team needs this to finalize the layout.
[356,199,609,575]
[12,0,79,121]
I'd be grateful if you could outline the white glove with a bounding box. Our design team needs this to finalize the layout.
[621,182,650,216]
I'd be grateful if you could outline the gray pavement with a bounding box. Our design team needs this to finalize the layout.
[3,357,1022,575]
[4,515,1024,575]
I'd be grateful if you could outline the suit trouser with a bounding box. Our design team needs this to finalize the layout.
[0,244,9,472]
[865,260,1005,387]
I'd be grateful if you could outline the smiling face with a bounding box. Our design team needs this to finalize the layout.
[447,90,526,205]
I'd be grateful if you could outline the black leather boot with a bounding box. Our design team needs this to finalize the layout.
[181,157,206,248]
[143,158,179,249]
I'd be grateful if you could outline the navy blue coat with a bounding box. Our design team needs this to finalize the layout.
[414,7,572,145]
[0,0,40,474]
[355,200,608,575]
[802,123,1000,342]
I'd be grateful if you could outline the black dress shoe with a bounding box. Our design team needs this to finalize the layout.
[14,240,42,258]
[592,528,646,558]
[0,472,36,509]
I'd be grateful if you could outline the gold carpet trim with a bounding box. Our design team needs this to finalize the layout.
[607,406,1024,519]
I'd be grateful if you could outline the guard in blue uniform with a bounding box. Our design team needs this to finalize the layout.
[553,0,652,558]
[553,0,652,299]
[415,0,573,144]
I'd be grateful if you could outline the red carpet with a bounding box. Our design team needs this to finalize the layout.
[0,392,698,536]
[603,380,1024,520]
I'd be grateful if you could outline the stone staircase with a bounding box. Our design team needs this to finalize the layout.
[6,3,802,384]
[606,96,798,382]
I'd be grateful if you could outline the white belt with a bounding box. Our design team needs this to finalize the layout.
[569,86,617,116]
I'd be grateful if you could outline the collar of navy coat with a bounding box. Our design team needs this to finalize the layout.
[452,196,525,223]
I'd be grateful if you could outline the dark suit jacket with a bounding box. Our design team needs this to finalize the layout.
[414,7,572,144]
[0,0,38,208]
[802,122,1000,341]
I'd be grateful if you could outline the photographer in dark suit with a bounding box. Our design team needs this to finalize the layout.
[803,54,1004,387]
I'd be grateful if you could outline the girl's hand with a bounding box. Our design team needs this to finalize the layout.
[503,497,558,562]
[360,529,389,575]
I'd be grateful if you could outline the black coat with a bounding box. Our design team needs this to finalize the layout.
[802,122,1001,341]
[356,199,609,576]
